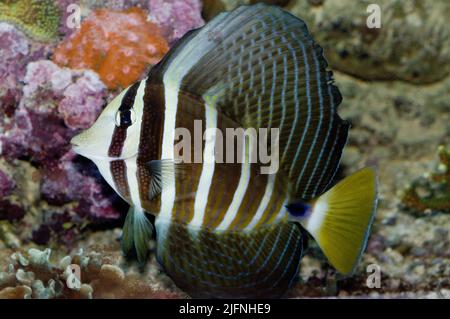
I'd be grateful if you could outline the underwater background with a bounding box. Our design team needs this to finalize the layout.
[0,0,449,299]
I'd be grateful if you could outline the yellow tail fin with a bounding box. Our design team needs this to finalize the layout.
[302,168,378,275]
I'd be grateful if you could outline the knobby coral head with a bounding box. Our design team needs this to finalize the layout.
[53,7,169,90]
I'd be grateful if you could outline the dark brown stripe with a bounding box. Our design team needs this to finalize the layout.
[138,81,166,213]
[110,160,130,201]
[172,91,206,223]
[108,82,140,158]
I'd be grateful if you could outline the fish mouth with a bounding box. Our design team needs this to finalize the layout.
[70,135,82,148]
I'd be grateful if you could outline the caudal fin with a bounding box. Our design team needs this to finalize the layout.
[297,168,378,275]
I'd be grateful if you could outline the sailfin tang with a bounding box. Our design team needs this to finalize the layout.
[298,168,378,275]
[149,4,348,199]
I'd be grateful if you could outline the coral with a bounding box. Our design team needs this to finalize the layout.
[0,221,20,249]
[202,0,290,20]
[0,60,122,245]
[0,201,25,222]
[40,151,121,220]
[401,146,450,214]
[148,0,205,44]
[0,0,61,42]
[0,247,183,299]
[0,169,15,199]
[60,0,150,38]
[79,0,149,13]
[1,60,107,162]
[0,153,123,246]
[0,23,49,120]
[53,7,169,90]
[0,22,27,118]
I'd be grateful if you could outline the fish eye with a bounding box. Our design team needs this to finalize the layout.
[115,108,136,127]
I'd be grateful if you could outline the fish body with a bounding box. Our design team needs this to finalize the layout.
[71,4,378,298]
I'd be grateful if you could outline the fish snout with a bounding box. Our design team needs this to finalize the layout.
[70,132,87,155]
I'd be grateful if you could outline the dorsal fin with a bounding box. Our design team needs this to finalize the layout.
[149,4,349,199]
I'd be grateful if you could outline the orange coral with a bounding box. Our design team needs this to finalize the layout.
[53,8,169,90]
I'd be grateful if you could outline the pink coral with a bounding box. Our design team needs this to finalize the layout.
[0,22,29,119]
[0,23,51,119]
[22,60,106,130]
[41,151,121,220]
[0,59,120,226]
[148,0,205,44]
[1,60,106,162]
[58,72,106,129]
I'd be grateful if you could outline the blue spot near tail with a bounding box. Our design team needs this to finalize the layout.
[286,201,311,217]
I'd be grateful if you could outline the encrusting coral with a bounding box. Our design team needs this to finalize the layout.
[53,7,169,90]
[401,146,450,214]
[0,22,50,121]
[0,0,61,42]
[148,0,205,44]
[0,247,183,299]
[1,59,107,160]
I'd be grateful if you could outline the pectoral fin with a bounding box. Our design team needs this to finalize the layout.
[147,159,188,199]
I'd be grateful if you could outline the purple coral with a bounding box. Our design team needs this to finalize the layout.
[58,71,106,129]
[0,59,121,229]
[22,60,106,130]
[1,60,106,162]
[0,169,15,198]
[0,23,50,119]
[41,151,120,220]
[148,0,205,44]
[0,200,25,221]
[0,22,29,118]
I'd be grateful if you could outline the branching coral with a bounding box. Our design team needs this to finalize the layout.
[401,146,450,214]
[0,0,61,42]
[53,7,169,90]
[0,248,183,299]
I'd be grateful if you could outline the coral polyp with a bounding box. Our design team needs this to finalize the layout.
[53,7,169,90]
[0,0,60,42]
[0,248,183,299]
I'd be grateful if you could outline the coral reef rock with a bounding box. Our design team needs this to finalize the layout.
[401,146,450,215]
[286,0,450,84]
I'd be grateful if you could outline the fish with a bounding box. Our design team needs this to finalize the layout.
[70,4,378,298]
